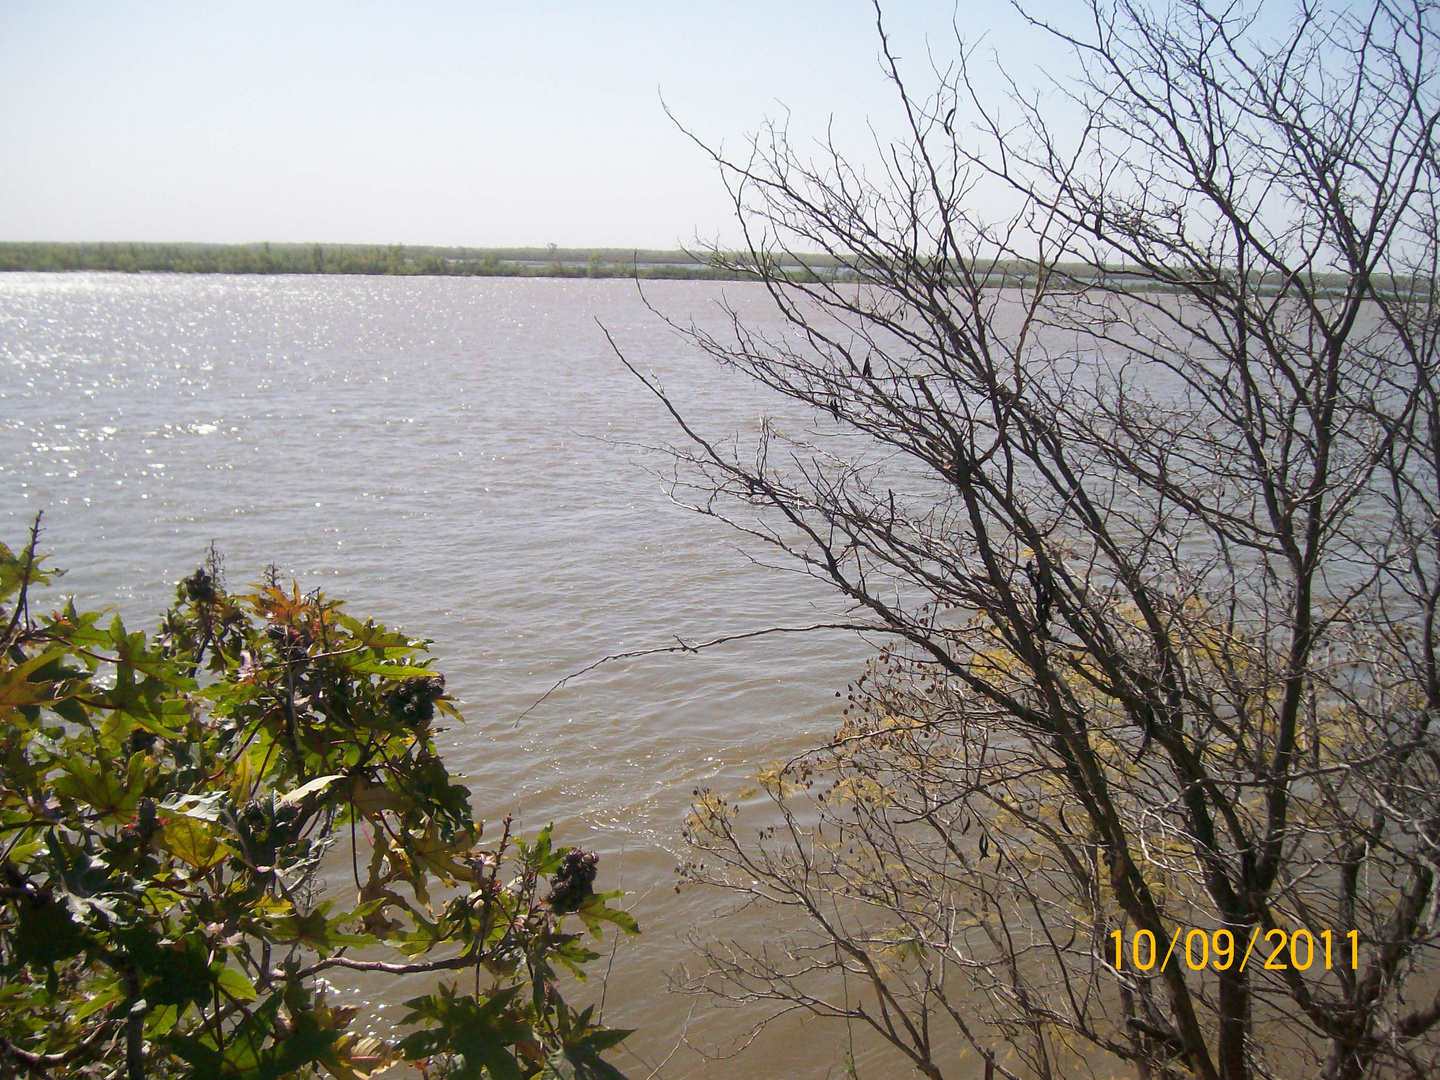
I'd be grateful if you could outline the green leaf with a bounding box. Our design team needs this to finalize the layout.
[110,625,194,688]
[575,892,639,938]
[520,824,564,875]
[272,903,377,950]
[53,758,142,823]
[147,1003,181,1037]
[213,963,257,1002]
[407,823,471,883]
[577,1028,634,1053]
[168,994,283,1075]
[397,986,528,1080]
[72,982,123,1021]
[0,540,56,605]
[350,660,438,679]
[0,650,69,712]
[113,926,213,1011]
[338,616,416,653]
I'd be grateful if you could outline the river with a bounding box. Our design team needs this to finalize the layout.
[0,273,882,1078]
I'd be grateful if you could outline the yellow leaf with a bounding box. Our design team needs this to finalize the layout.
[160,818,232,870]
[349,776,404,816]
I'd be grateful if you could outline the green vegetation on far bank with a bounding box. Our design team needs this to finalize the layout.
[0,241,1415,298]
[0,241,775,280]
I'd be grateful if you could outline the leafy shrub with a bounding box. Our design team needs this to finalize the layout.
[0,526,637,1079]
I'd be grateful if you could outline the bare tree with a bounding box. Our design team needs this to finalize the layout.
[623,3,1440,1078]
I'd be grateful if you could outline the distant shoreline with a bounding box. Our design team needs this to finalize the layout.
[1,242,1406,297]
[0,241,785,280]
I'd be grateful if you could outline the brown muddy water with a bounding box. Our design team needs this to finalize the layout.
[0,274,889,1078]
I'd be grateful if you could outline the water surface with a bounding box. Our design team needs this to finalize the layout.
[0,273,877,1078]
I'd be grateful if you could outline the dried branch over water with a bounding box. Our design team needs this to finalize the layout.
[633,3,1440,1079]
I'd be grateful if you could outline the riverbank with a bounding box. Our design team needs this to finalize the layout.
[3,243,1399,297]
[0,241,789,279]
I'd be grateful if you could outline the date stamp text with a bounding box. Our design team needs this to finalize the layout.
[1111,928,1359,973]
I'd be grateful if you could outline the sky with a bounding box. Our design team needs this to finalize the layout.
[0,1,1073,249]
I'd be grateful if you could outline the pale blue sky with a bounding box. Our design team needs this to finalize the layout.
[0,2,1072,247]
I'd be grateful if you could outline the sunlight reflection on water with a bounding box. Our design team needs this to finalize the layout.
[0,273,879,1079]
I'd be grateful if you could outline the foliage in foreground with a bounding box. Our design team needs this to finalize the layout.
[0,528,637,1079]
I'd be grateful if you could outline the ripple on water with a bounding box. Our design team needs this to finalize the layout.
[0,272,874,1079]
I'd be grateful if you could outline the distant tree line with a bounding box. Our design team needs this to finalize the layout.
[2,242,1401,297]
[0,241,779,280]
